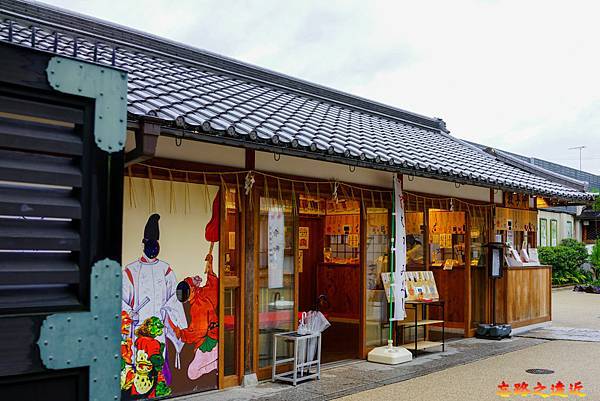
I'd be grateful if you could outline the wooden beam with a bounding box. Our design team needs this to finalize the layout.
[243,149,256,377]
[245,149,256,170]
[124,119,160,166]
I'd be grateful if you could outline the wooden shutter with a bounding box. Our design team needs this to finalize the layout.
[0,42,123,400]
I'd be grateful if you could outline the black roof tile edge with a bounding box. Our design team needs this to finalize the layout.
[0,6,594,203]
[576,209,600,220]
[146,120,596,202]
[0,0,447,132]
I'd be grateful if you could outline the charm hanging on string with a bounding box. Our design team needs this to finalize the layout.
[244,171,255,196]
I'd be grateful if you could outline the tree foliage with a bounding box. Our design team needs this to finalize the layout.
[591,188,600,211]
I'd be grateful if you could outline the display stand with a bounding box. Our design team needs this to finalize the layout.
[272,331,321,386]
[398,300,445,355]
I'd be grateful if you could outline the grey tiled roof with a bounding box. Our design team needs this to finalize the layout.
[0,5,595,202]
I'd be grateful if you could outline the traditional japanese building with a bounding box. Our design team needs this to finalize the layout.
[0,1,596,400]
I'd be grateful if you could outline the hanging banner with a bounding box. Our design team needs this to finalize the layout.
[268,206,285,288]
[392,177,407,321]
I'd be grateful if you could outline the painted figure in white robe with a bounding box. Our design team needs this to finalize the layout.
[122,213,188,385]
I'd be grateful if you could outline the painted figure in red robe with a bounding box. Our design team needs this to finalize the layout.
[169,253,219,380]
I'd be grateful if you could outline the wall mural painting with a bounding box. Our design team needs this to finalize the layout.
[121,177,221,399]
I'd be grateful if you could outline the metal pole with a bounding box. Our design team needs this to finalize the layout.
[569,146,586,171]
[388,178,396,344]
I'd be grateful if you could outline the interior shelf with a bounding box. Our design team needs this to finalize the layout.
[398,319,444,326]
[398,300,446,356]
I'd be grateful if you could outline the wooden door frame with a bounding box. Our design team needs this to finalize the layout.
[359,202,368,358]
[464,211,473,337]
[218,187,246,388]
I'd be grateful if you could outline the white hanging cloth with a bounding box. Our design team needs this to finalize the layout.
[268,206,285,288]
[392,177,407,321]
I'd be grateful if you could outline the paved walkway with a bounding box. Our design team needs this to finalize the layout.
[337,289,600,401]
[177,289,600,401]
[338,340,600,401]
[517,288,600,342]
[180,337,545,401]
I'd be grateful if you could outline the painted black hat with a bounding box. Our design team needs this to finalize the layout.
[143,213,160,241]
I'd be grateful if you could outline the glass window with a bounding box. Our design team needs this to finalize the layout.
[224,188,240,276]
[550,219,558,246]
[470,216,488,268]
[405,211,424,269]
[258,197,295,368]
[223,287,238,376]
[222,187,241,379]
[539,218,548,246]
[470,214,489,329]
[566,221,573,239]
[365,208,389,348]
[323,199,361,265]
[428,210,466,268]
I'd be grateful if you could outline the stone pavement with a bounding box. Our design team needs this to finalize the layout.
[517,326,600,342]
[177,337,545,401]
[516,289,600,342]
[550,288,600,329]
[175,289,600,401]
[338,340,600,401]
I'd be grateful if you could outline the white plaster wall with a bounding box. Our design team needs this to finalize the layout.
[402,175,498,202]
[155,137,246,168]
[575,220,583,242]
[255,151,394,187]
[538,210,576,245]
[149,141,500,199]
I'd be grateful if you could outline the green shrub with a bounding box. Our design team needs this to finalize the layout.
[591,188,600,211]
[539,238,591,285]
[591,239,600,280]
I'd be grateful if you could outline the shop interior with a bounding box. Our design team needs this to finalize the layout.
[402,194,494,340]
[297,195,362,363]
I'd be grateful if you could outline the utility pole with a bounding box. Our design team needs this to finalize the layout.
[568,145,586,171]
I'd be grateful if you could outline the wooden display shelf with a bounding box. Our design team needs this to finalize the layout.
[397,300,446,356]
[397,319,444,327]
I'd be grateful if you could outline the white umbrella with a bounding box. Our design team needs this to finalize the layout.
[304,310,330,369]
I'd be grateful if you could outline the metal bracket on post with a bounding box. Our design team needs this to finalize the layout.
[46,56,128,153]
[38,259,122,401]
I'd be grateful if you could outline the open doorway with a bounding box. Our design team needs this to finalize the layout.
[298,196,361,363]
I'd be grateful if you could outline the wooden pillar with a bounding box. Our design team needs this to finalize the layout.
[464,202,472,336]
[487,188,496,324]
[242,149,257,383]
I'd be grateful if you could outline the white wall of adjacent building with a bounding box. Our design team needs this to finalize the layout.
[537,209,577,247]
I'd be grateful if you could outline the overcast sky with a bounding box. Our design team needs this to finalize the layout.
[45,0,600,174]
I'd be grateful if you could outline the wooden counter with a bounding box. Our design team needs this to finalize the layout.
[494,265,552,328]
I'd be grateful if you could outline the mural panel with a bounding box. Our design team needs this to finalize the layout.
[121,177,220,399]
